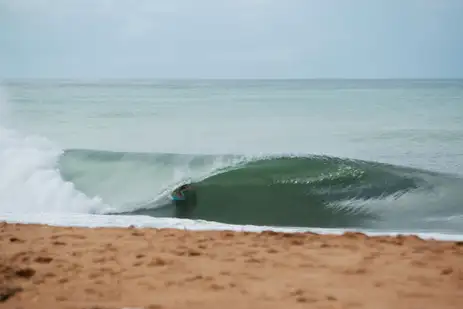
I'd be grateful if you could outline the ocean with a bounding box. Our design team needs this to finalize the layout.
[1,79,463,240]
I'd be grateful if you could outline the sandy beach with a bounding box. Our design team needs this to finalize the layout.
[1,222,462,309]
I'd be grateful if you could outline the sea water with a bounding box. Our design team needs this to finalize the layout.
[1,79,463,240]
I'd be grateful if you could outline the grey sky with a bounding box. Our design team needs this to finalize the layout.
[1,0,462,79]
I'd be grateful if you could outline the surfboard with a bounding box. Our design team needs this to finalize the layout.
[170,194,185,201]
[170,192,186,201]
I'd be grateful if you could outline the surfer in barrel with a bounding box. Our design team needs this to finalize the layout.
[171,183,197,218]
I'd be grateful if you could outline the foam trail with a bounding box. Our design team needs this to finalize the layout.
[2,212,463,242]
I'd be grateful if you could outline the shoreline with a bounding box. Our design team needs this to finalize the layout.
[1,221,462,309]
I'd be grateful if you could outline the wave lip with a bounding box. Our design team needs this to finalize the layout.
[58,149,248,213]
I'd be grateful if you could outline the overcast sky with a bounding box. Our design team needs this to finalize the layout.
[1,0,462,79]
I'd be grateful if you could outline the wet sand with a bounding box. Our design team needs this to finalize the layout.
[1,221,463,309]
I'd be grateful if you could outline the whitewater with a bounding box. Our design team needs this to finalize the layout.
[1,79,463,241]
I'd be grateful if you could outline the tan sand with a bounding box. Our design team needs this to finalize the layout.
[1,221,462,309]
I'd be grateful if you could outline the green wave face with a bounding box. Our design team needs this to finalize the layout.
[59,149,463,230]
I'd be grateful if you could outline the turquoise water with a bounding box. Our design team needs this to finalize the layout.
[1,79,463,234]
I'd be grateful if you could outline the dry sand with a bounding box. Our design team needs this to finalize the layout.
[1,221,463,309]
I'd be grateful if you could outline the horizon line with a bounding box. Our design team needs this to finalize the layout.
[2,77,463,82]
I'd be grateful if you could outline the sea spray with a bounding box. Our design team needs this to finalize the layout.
[0,84,106,214]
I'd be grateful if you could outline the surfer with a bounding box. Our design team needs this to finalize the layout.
[171,183,197,218]
[171,184,192,201]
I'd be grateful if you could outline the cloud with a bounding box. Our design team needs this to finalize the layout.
[1,0,462,78]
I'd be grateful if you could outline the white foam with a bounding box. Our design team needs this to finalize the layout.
[0,127,106,213]
[1,212,463,242]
